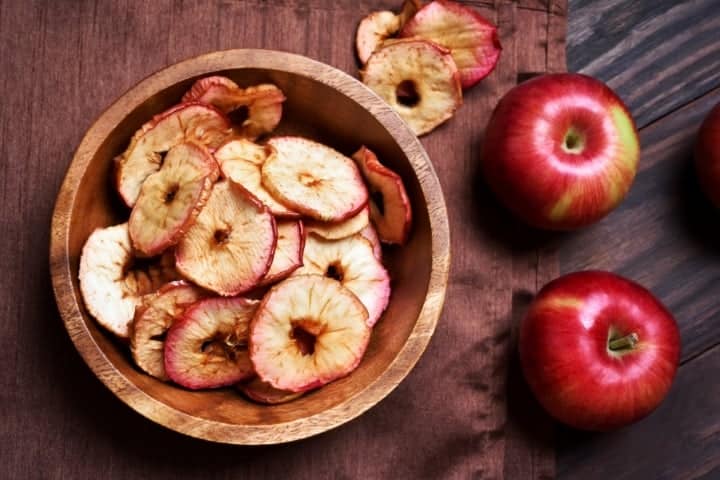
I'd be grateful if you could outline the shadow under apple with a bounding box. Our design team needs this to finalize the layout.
[673,153,720,255]
[469,136,565,255]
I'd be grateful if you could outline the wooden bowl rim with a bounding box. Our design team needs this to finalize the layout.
[50,49,450,444]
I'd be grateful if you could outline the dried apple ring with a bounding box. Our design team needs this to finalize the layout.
[175,180,277,296]
[131,281,206,381]
[115,102,229,207]
[129,142,219,256]
[291,234,390,327]
[79,223,177,338]
[164,296,258,389]
[361,38,462,136]
[183,76,285,139]
[250,275,371,392]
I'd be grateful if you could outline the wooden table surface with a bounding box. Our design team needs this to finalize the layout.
[1,0,719,478]
[560,1,720,478]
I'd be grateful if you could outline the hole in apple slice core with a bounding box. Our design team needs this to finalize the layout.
[325,263,344,282]
[396,80,420,107]
[228,105,249,125]
[290,323,317,356]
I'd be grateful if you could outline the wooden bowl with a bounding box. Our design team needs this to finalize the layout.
[50,49,450,444]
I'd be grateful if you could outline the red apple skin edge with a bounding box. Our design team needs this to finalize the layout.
[695,102,720,208]
[519,271,680,431]
[481,73,640,230]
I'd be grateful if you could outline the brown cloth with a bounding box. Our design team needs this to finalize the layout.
[1,1,565,478]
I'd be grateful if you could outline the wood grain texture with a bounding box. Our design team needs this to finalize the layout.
[558,0,720,478]
[558,343,720,480]
[567,0,720,128]
[556,82,720,480]
[2,0,566,478]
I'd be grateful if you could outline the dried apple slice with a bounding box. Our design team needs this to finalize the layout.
[306,205,370,240]
[262,137,368,222]
[182,76,243,112]
[238,377,304,405]
[129,142,219,256]
[79,223,178,338]
[164,296,258,389]
[176,180,277,296]
[115,102,230,207]
[250,275,371,392]
[357,11,400,64]
[398,0,423,24]
[359,224,383,260]
[356,0,423,64]
[130,281,206,380]
[183,76,285,139]
[260,220,305,286]
[238,84,285,139]
[352,146,412,244]
[361,38,462,136]
[292,234,390,327]
[400,0,501,88]
[215,139,297,217]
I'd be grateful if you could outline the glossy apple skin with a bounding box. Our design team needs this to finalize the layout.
[695,102,720,208]
[519,271,680,431]
[482,73,640,230]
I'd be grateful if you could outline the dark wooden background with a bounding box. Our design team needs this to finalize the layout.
[1,0,719,478]
[559,0,720,478]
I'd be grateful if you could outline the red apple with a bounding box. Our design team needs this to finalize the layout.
[481,73,640,230]
[519,271,680,431]
[695,102,720,208]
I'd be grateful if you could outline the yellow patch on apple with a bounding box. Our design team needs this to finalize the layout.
[610,105,640,172]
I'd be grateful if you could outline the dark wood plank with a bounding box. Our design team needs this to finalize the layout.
[558,86,720,363]
[567,0,720,128]
[558,342,720,480]
[562,4,720,479]
[0,0,564,478]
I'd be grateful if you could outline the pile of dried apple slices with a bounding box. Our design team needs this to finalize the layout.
[357,0,502,135]
[78,75,413,404]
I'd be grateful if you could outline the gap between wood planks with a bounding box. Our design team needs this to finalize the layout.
[638,83,720,132]
[681,339,720,367]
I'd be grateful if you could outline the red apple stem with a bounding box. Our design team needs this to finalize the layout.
[608,332,639,351]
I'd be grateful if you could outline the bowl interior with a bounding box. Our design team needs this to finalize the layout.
[63,66,435,429]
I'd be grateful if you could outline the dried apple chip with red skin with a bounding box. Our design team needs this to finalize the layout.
[356,0,423,64]
[356,11,400,65]
[176,180,277,296]
[238,84,285,139]
[262,137,368,222]
[115,102,230,207]
[305,205,370,241]
[250,275,371,392]
[130,281,206,381]
[183,76,285,139]
[79,223,178,338]
[400,0,501,88]
[260,220,305,286]
[129,142,219,256]
[238,377,304,405]
[352,146,412,245]
[164,296,258,390]
[182,76,243,112]
[361,39,462,136]
[215,138,298,217]
[359,224,382,260]
[292,233,391,327]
